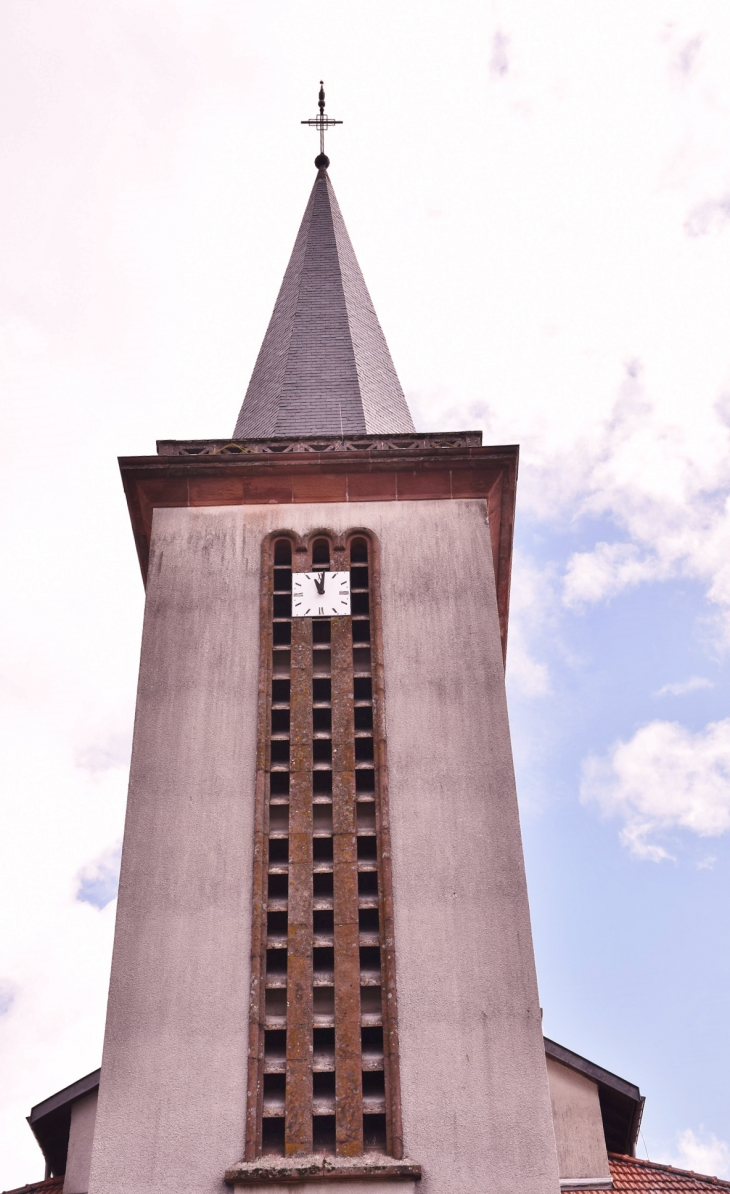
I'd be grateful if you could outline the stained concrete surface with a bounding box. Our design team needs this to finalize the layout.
[547,1057,611,1184]
[89,500,559,1194]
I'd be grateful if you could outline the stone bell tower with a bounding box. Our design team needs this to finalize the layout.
[87,87,560,1194]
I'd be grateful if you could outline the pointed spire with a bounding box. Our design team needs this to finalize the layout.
[233,156,414,438]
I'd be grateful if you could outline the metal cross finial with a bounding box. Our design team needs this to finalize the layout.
[301,80,342,169]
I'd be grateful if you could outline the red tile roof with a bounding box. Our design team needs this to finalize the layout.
[1,1180,63,1194]
[571,1154,730,1192]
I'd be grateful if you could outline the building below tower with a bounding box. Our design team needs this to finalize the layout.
[17,1035,646,1193]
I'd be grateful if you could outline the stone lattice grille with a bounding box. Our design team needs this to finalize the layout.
[246,531,402,1160]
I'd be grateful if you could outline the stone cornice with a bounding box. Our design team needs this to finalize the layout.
[119,436,518,664]
[224,1153,422,1185]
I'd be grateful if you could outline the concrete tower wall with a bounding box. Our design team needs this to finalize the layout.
[89,499,559,1194]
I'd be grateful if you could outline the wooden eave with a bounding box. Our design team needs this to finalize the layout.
[119,442,518,662]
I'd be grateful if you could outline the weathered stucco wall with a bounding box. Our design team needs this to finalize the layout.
[547,1057,611,1184]
[89,499,559,1194]
[64,1090,98,1194]
[88,504,259,1194]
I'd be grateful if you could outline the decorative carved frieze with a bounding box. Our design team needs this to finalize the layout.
[156,431,483,457]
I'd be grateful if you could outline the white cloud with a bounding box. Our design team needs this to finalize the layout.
[0,983,16,1017]
[581,717,730,860]
[74,720,133,775]
[564,541,667,609]
[685,193,730,237]
[536,374,730,641]
[655,676,714,696]
[507,621,551,698]
[671,34,705,81]
[76,846,122,910]
[674,1128,730,1179]
[696,854,716,870]
[505,552,554,698]
[0,690,130,1182]
[489,30,510,79]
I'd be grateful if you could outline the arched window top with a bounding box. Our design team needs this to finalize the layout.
[350,537,368,564]
[274,539,292,565]
[312,538,331,567]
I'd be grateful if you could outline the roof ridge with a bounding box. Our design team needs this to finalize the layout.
[609,1153,730,1187]
[1,1181,63,1194]
[314,170,361,435]
[326,173,412,434]
[272,172,318,423]
[232,174,320,439]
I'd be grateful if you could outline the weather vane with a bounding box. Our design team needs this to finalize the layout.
[301,81,342,169]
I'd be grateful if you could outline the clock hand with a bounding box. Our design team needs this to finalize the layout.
[314,571,326,595]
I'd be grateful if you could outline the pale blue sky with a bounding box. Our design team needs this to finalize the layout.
[510,545,730,1163]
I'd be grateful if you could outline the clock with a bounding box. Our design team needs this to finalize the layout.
[292,571,351,617]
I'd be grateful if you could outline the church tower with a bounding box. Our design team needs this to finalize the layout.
[88,88,561,1194]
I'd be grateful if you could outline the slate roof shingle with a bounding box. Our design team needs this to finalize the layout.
[233,167,414,438]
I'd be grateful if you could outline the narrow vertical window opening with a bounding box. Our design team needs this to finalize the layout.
[247,531,402,1162]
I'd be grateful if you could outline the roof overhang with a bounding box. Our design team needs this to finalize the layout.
[27,1068,101,1178]
[119,432,518,662]
[25,1039,642,1180]
[544,1038,645,1157]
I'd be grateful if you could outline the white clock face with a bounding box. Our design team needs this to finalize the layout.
[292,571,351,617]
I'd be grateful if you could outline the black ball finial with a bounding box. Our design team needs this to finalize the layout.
[315,152,330,169]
